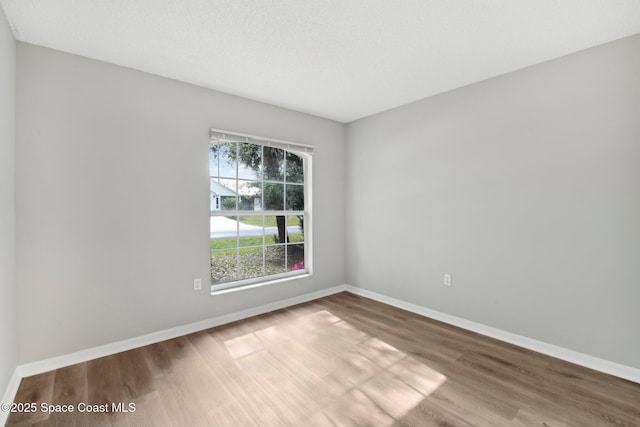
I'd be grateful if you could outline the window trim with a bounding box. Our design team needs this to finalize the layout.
[209,129,313,293]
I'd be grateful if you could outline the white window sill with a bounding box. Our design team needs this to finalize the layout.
[210,273,311,296]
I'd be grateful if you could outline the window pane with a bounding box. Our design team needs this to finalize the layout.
[271,215,291,244]
[218,142,237,178]
[209,146,218,177]
[239,235,264,248]
[259,215,279,244]
[211,237,237,251]
[260,215,301,244]
[287,244,305,271]
[288,215,304,243]
[238,215,264,227]
[264,183,284,210]
[238,249,265,281]
[286,152,304,183]
[238,180,262,211]
[263,147,285,181]
[238,143,261,180]
[211,249,238,284]
[211,178,236,211]
[211,237,238,254]
[210,215,239,244]
[286,184,304,211]
[265,245,286,276]
[237,217,263,246]
[218,179,237,210]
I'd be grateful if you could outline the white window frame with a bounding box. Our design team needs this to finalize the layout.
[209,129,313,293]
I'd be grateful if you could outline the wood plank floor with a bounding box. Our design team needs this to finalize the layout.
[6,292,640,426]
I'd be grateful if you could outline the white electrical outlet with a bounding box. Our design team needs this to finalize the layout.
[444,274,452,286]
[193,278,202,291]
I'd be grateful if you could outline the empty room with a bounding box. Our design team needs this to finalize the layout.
[1,1,639,426]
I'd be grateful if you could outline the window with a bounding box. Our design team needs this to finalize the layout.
[209,129,312,292]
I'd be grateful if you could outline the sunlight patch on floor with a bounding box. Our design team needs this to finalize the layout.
[223,309,447,424]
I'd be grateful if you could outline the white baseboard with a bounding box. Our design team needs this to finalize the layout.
[344,285,640,384]
[3,281,637,416]
[18,284,348,378]
[1,283,348,410]
[1,367,22,426]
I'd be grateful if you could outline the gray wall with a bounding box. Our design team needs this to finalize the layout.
[11,33,640,371]
[346,35,640,369]
[0,8,17,393]
[16,43,346,363]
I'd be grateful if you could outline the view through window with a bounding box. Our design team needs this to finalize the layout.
[210,130,311,291]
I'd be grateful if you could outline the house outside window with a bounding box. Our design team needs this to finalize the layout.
[209,129,312,292]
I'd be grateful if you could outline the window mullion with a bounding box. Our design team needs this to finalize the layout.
[235,141,240,279]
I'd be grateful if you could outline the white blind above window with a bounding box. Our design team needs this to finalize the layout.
[210,129,313,155]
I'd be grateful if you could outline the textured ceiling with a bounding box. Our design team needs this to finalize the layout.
[2,0,640,123]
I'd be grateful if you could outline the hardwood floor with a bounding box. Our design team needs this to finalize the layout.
[6,292,640,426]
